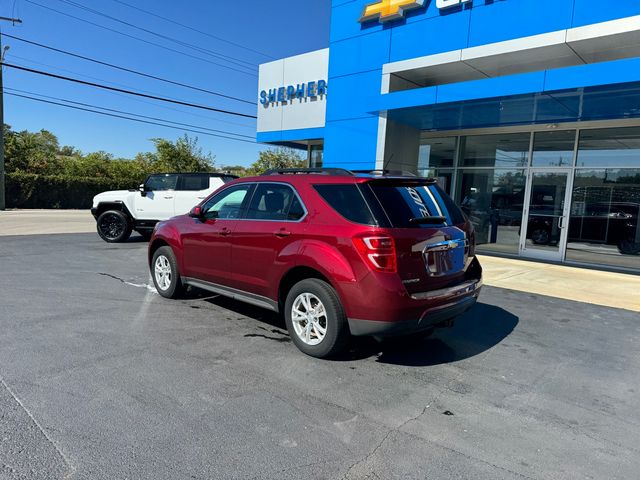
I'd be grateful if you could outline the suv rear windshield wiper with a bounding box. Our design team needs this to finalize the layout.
[409,216,447,224]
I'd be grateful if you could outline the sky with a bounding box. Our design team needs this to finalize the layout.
[1,0,331,167]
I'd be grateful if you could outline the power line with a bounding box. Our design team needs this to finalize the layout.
[3,63,258,119]
[3,54,255,128]
[23,0,257,77]
[109,0,274,61]
[5,87,255,139]
[2,33,256,106]
[6,91,258,145]
[55,0,257,70]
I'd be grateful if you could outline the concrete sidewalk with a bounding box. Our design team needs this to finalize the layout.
[0,209,95,236]
[478,255,640,312]
[1,209,638,312]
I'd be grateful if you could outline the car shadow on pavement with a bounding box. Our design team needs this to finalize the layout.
[352,303,519,367]
[200,293,518,367]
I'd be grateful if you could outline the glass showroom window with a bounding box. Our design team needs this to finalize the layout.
[575,127,640,168]
[565,127,640,271]
[456,169,526,254]
[567,168,640,271]
[532,130,576,167]
[461,133,531,168]
[418,136,456,194]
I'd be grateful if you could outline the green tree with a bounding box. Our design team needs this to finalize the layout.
[246,148,306,176]
[4,125,61,174]
[138,134,215,173]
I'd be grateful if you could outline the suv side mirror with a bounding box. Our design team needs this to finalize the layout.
[139,183,147,197]
[189,206,203,218]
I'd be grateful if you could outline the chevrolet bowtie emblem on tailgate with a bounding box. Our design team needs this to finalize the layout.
[359,0,425,23]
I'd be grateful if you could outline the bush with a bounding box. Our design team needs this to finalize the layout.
[6,172,141,209]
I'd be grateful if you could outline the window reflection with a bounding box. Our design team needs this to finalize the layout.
[461,133,530,168]
[567,169,640,269]
[576,127,640,168]
[457,169,526,254]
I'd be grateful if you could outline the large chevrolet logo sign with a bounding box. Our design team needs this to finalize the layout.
[359,0,425,23]
[359,0,471,23]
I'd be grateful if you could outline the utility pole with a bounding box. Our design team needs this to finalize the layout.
[0,17,22,211]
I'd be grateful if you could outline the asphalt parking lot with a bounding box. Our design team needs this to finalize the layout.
[1,233,639,480]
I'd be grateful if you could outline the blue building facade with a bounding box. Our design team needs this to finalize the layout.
[258,0,640,272]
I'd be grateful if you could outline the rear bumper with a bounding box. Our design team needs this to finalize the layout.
[347,279,482,337]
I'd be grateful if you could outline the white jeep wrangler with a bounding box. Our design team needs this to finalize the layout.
[91,172,236,242]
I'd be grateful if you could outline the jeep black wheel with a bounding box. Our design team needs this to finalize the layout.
[284,279,350,358]
[97,210,132,243]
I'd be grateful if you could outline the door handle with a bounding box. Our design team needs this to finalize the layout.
[558,217,564,229]
[275,229,291,238]
[164,196,174,200]
[220,227,232,237]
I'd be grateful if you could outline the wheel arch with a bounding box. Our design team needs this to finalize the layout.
[278,266,334,312]
[96,201,133,220]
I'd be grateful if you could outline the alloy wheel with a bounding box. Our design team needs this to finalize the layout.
[291,293,328,346]
[154,255,172,291]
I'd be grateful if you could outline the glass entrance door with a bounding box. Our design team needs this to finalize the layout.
[520,170,573,261]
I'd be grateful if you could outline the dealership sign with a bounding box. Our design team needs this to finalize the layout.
[259,80,327,106]
[359,0,471,23]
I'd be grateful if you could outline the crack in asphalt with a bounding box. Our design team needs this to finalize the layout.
[97,272,157,293]
[340,404,431,480]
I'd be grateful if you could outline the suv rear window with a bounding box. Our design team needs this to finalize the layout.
[369,183,466,228]
[314,185,376,225]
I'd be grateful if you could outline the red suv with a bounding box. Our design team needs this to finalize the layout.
[149,169,482,358]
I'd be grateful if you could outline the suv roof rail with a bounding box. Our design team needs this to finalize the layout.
[352,169,417,177]
[262,168,354,176]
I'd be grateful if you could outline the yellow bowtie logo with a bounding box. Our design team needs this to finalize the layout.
[359,0,426,23]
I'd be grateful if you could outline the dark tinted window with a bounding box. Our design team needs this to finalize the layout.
[145,174,178,191]
[314,184,376,225]
[288,196,305,221]
[179,175,209,191]
[246,184,304,221]
[370,184,466,228]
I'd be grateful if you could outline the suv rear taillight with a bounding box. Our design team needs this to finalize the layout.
[353,235,397,273]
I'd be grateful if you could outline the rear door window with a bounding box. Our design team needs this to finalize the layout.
[245,183,306,221]
[178,175,209,191]
[314,184,377,225]
[369,183,466,227]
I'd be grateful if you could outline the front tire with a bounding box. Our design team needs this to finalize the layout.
[284,279,350,358]
[151,246,184,299]
[97,210,132,243]
[530,228,550,245]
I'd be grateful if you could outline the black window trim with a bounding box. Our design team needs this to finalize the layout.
[240,181,308,223]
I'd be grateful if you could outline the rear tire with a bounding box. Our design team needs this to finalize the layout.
[151,246,184,299]
[284,279,350,358]
[618,238,640,255]
[97,210,132,243]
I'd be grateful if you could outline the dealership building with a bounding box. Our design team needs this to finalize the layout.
[257,0,640,273]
